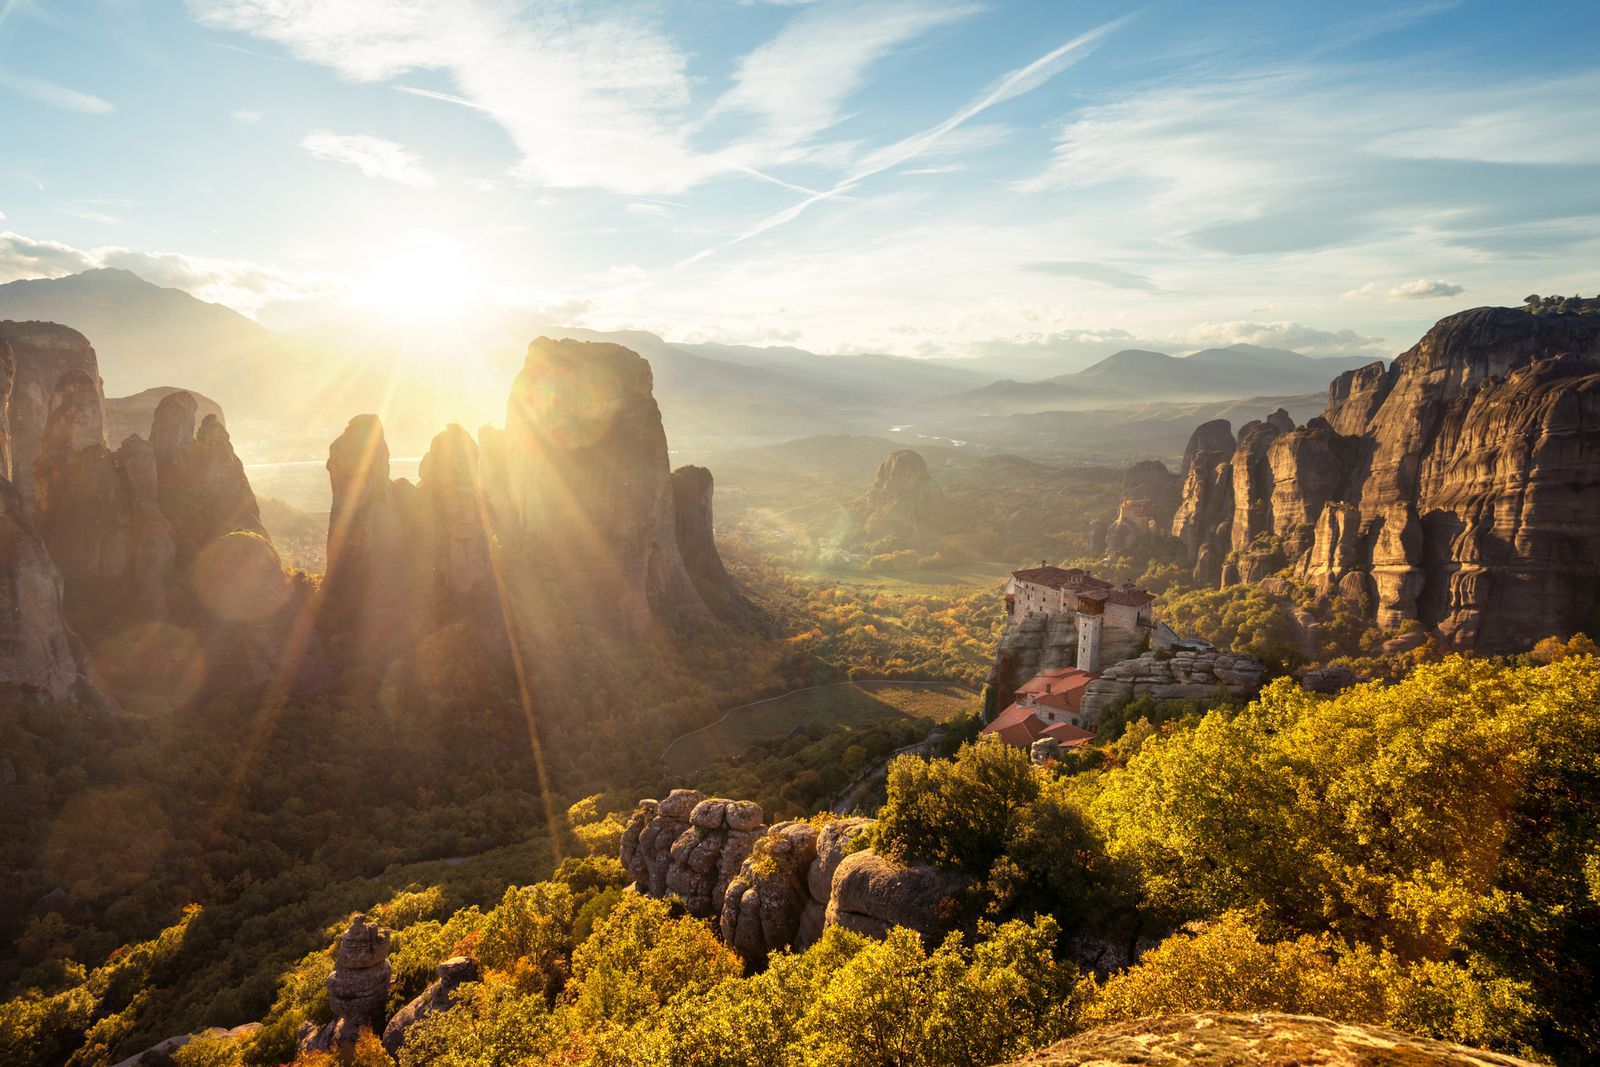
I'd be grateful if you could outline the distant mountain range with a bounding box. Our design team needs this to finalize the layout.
[947,344,1380,414]
[0,268,1385,463]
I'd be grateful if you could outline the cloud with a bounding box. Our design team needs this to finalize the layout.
[1182,320,1387,357]
[1019,65,1600,259]
[1342,278,1465,301]
[191,0,710,194]
[231,109,262,123]
[678,14,1130,266]
[0,229,336,317]
[0,231,97,277]
[715,0,977,143]
[0,69,113,113]
[1021,261,1159,292]
[301,131,436,187]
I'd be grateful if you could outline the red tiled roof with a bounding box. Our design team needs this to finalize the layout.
[1016,667,1095,707]
[1012,565,1153,605]
[1010,565,1113,592]
[1042,722,1095,745]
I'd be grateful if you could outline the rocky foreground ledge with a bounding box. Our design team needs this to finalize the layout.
[998,1012,1542,1067]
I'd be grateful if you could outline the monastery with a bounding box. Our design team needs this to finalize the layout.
[983,563,1157,760]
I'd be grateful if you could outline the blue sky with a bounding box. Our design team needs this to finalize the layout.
[1,0,1597,365]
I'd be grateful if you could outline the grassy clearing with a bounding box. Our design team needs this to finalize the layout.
[663,681,978,775]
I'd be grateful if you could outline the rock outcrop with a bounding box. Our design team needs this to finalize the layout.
[1080,649,1266,724]
[625,797,968,962]
[0,477,90,701]
[300,915,392,1055]
[0,320,100,508]
[824,849,970,944]
[1170,419,1237,585]
[321,415,414,661]
[671,465,745,620]
[849,449,948,546]
[504,337,706,628]
[997,1012,1541,1067]
[989,611,1080,712]
[1170,305,1600,652]
[721,820,821,964]
[382,956,479,1058]
[413,423,494,611]
[151,391,263,560]
[105,386,225,452]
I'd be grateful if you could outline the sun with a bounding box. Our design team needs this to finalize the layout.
[349,235,482,323]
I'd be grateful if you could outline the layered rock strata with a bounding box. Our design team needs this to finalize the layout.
[1170,306,1600,651]
[1079,650,1266,725]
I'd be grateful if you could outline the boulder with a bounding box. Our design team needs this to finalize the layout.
[621,789,705,897]
[665,797,765,916]
[824,849,970,944]
[720,819,821,963]
[381,956,479,1058]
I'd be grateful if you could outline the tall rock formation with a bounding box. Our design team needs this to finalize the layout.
[849,449,948,547]
[1171,305,1600,651]
[1170,419,1237,585]
[321,415,414,661]
[151,391,263,559]
[503,336,705,627]
[0,351,91,700]
[0,320,100,508]
[671,465,745,620]
[414,423,494,610]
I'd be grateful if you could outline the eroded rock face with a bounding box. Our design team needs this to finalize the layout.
[414,424,494,610]
[824,849,970,944]
[0,320,99,508]
[321,415,413,661]
[671,465,745,620]
[0,478,88,701]
[621,789,705,897]
[382,956,479,1058]
[664,797,766,917]
[850,449,948,546]
[1171,306,1600,651]
[799,817,874,948]
[998,1012,1542,1067]
[721,820,821,964]
[1080,650,1266,725]
[989,612,1079,710]
[301,915,392,1056]
[504,337,705,628]
[1170,420,1236,585]
[151,392,263,560]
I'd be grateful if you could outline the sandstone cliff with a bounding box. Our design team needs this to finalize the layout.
[1170,306,1600,652]
[505,337,706,628]
[0,320,100,508]
[670,465,746,620]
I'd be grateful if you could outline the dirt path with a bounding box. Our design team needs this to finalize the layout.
[830,728,948,815]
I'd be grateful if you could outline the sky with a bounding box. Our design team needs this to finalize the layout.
[1,0,1598,366]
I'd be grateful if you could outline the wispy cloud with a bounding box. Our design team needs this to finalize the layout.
[301,132,436,188]
[1022,260,1160,292]
[678,14,1132,267]
[0,69,113,113]
[231,109,262,124]
[713,0,977,143]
